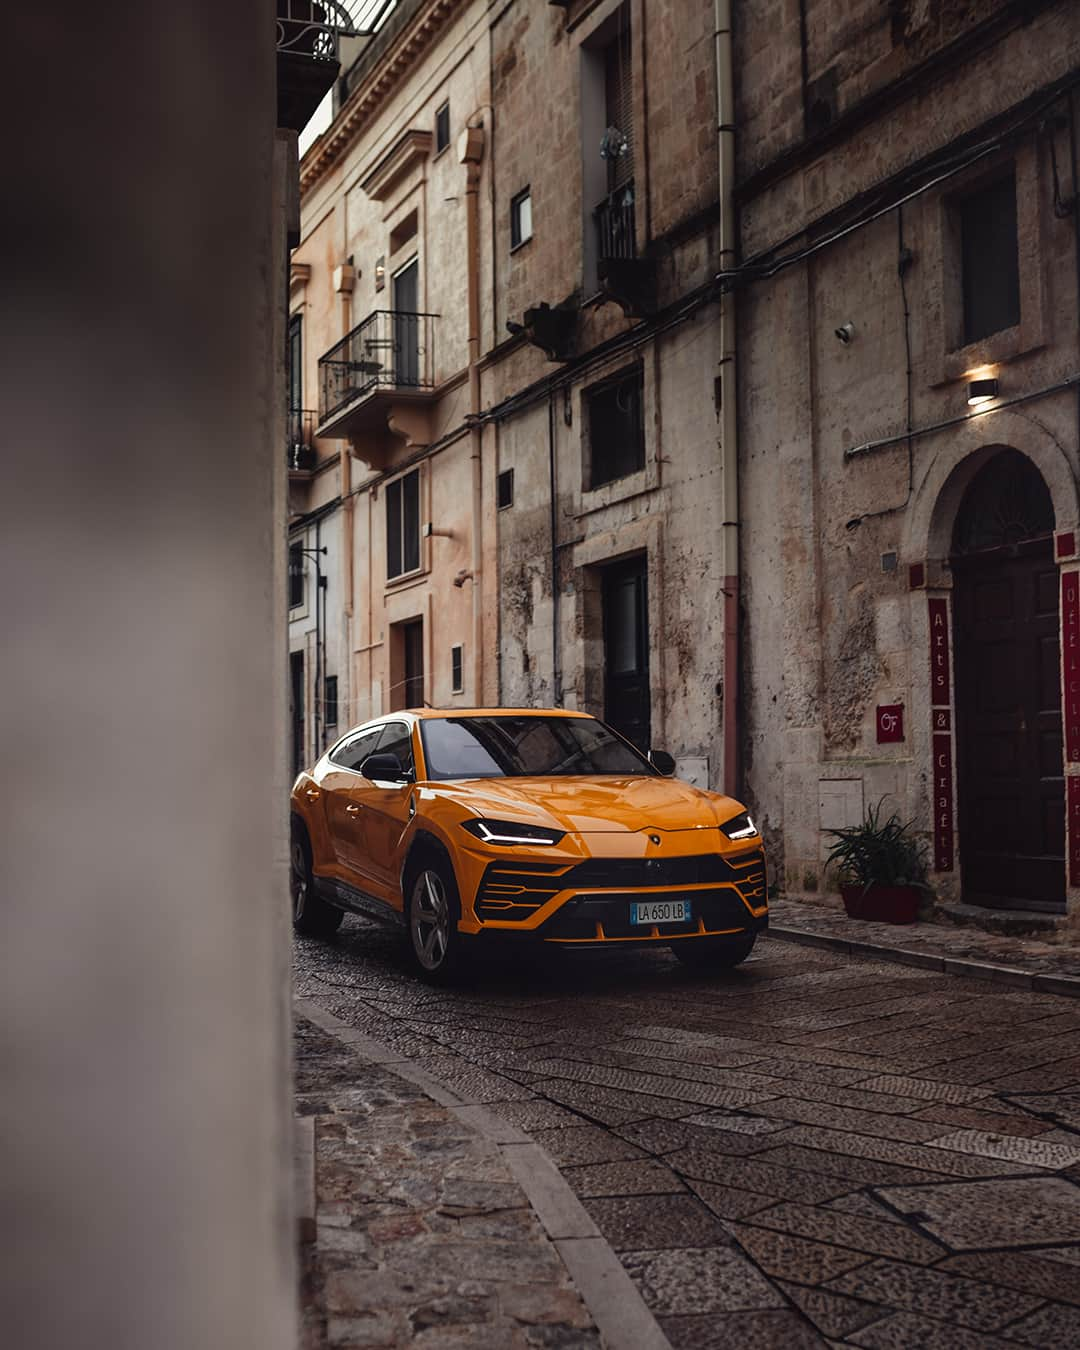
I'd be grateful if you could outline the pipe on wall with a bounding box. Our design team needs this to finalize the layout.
[463,117,486,703]
[715,0,741,796]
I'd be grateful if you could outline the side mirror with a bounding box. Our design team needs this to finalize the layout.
[649,749,676,777]
[360,753,410,784]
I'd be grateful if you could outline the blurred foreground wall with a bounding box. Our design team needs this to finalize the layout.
[1,5,296,1346]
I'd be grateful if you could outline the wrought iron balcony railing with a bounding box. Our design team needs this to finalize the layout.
[276,2,397,131]
[594,182,637,261]
[318,310,438,428]
[287,408,319,473]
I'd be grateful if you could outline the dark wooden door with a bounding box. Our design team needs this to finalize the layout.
[953,538,1064,911]
[603,556,651,751]
[392,260,419,387]
[403,618,424,708]
[290,651,305,776]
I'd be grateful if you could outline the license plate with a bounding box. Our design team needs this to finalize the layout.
[630,899,689,926]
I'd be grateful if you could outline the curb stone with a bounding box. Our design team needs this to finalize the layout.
[296,995,672,1350]
[768,925,1080,998]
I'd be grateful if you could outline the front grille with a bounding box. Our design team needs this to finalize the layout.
[474,860,566,921]
[541,888,755,941]
[473,848,767,926]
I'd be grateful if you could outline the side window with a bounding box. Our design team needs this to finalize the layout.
[329,728,381,771]
[376,721,415,774]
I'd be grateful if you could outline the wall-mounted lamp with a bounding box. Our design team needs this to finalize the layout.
[967,376,998,406]
[374,256,386,292]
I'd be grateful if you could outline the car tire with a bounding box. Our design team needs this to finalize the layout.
[291,818,343,938]
[404,851,467,984]
[671,933,756,970]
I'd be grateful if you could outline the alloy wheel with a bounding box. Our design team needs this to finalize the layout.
[411,869,450,971]
[290,839,309,921]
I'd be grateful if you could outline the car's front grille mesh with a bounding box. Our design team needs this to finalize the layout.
[473,848,767,923]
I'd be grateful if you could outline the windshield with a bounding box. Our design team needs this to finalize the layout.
[419,715,654,781]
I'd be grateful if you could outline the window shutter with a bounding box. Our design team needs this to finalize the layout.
[604,24,633,191]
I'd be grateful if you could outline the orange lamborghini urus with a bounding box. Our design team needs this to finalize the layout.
[289,709,768,981]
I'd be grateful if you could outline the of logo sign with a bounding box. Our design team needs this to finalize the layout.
[876,705,904,744]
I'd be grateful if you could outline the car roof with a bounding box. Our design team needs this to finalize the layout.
[409,707,593,720]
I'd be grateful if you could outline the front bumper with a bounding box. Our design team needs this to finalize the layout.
[462,845,768,947]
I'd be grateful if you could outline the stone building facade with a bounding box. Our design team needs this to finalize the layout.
[293,0,742,790]
[735,0,1080,922]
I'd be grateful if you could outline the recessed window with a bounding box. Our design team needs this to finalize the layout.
[288,314,303,412]
[585,367,645,490]
[390,210,418,256]
[510,188,532,250]
[324,675,338,727]
[451,644,464,694]
[497,468,514,509]
[386,469,421,580]
[435,101,450,154]
[959,173,1020,345]
[288,543,304,609]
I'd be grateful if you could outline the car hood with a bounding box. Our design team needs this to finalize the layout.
[428,775,745,834]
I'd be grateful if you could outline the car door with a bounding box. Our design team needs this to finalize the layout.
[341,720,417,908]
[320,727,384,878]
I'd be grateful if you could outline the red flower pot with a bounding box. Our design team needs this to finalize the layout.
[840,884,920,925]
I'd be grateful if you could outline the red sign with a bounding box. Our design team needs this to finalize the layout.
[1069,777,1080,888]
[929,597,950,707]
[932,732,954,872]
[932,708,951,732]
[1063,571,1080,764]
[876,705,904,743]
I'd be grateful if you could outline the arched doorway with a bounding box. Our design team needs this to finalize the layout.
[951,450,1063,912]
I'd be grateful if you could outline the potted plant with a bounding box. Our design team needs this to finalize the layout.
[824,799,931,924]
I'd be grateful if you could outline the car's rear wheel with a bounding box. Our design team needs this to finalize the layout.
[291,819,343,938]
[405,854,466,984]
[671,933,756,970]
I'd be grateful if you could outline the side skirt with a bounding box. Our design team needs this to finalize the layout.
[315,877,405,929]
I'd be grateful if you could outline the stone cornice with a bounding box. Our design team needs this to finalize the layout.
[299,0,467,198]
[361,129,433,201]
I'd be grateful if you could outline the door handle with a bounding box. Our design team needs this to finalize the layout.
[345,803,361,814]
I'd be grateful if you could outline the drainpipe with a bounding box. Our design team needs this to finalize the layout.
[461,119,486,703]
[715,0,740,796]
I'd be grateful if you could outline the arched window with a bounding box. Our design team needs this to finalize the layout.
[951,449,1054,556]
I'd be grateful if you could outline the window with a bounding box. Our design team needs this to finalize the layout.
[435,101,450,154]
[288,543,304,609]
[451,644,464,694]
[510,188,532,250]
[497,468,514,509]
[959,174,1020,345]
[386,469,421,579]
[328,727,382,771]
[585,366,644,490]
[324,675,338,728]
[288,314,302,412]
[375,721,415,775]
[603,20,633,194]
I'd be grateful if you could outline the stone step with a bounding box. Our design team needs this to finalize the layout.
[936,900,1065,937]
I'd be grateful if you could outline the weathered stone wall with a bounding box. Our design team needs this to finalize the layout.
[737,0,1080,912]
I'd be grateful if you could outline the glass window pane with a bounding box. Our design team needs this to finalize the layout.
[386,478,402,578]
[402,471,420,573]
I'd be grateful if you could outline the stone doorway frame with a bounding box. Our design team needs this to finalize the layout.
[902,411,1080,920]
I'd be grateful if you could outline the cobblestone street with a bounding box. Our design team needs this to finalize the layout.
[295,922,1080,1348]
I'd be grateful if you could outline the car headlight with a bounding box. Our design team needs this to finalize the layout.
[721,811,759,841]
[462,818,565,846]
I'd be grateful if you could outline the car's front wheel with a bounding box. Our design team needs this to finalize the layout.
[405,854,466,984]
[291,819,343,938]
[671,933,756,970]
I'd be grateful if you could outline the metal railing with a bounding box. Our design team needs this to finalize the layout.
[594,182,637,261]
[318,310,438,426]
[287,409,319,472]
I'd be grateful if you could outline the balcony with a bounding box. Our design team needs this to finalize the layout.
[594,181,656,317]
[276,2,341,132]
[287,408,319,478]
[317,309,438,444]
